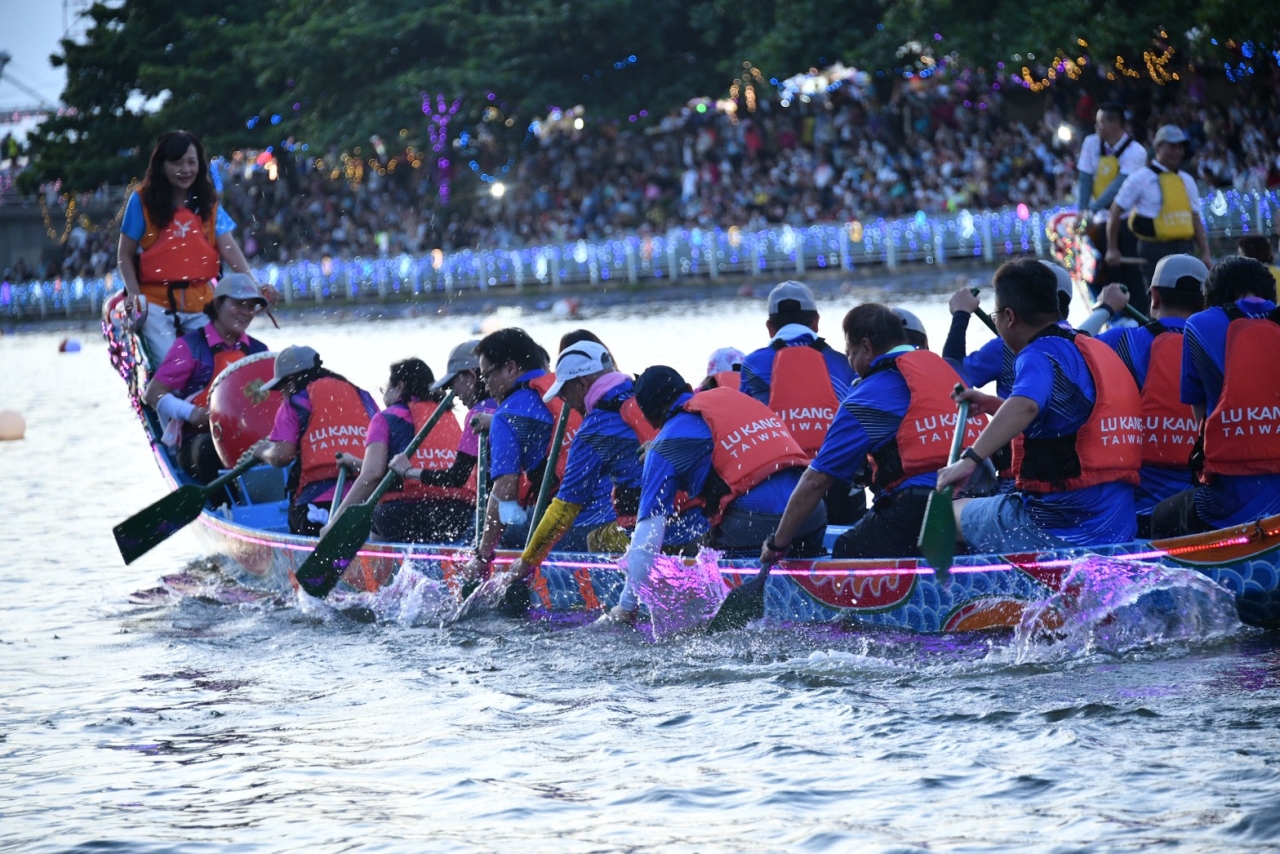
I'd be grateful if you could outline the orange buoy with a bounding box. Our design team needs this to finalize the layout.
[0,410,25,441]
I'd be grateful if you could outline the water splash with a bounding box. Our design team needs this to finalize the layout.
[1013,557,1241,663]
[636,547,728,640]
[309,560,458,626]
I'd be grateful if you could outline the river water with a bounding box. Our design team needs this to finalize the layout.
[2,287,1279,853]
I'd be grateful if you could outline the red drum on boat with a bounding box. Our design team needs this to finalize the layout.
[209,351,283,468]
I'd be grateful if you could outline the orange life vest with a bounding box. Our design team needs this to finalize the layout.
[513,373,583,508]
[616,396,658,444]
[602,393,698,525]
[767,340,841,457]
[381,400,476,505]
[294,378,372,500]
[682,387,811,525]
[1203,307,1280,477]
[137,202,221,314]
[864,350,986,492]
[1015,332,1144,494]
[702,370,741,391]
[1128,324,1198,469]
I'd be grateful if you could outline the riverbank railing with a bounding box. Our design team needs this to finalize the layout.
[3,189,1276,319]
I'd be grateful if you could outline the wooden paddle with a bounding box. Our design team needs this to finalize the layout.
[473,432,489,551]
[294,390,456,599]
[454,402,571,619]
[332,454,351,508]
[706,559,771,632]
[1115,285,1154,325]
[502,401,571,614]
[917,395,972,584]
[526,402,572,549]
[114,456,257,564]
[968,288,999,335]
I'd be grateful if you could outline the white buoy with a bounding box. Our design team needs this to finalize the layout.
[0,410,26,441]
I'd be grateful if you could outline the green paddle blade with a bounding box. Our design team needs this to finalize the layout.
[917,485,956,581]
[114,457,255,565]
[707,564,769,632]
[296,389,457,600]
[113,484,213,564]
[294,501,377,598]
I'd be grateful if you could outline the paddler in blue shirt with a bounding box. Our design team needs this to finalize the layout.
[1151,256,1280,536]
[739,280,862,525]
[936,259,1143,552]
[601,365,822,624]
[463,328,561,579]
[487,340,708,597]
[942,261,1078,400]
[512,340,649,564]
[1097,255,1208,535]
[762,303,983,564]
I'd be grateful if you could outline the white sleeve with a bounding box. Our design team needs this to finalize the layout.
[1077,135,1100,174]
[1076,307,1113,337]
[157,393,197,423]
[1112,170,1143,213]
[617,515,667,612]
[1119,140,1150,174]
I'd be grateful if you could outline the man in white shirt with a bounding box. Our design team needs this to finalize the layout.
[1076,103,1149,300]
[1107,125,1213,314]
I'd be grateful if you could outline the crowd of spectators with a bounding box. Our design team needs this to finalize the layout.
[12,70,1280,277]
[213,72,1280,264]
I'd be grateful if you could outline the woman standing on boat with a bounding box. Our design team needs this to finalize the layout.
[326,358,476,543]
[142,274,270,482]
[250,346,378,536]
[117,130,274,363]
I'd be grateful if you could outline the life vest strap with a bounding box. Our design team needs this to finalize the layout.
[1020,432,1083,486]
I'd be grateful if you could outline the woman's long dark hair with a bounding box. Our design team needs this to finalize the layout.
[389,358,443,403]
[139,130,216,229]
[291,366,352,392]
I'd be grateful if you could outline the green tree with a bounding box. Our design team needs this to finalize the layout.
[25,0,273,190]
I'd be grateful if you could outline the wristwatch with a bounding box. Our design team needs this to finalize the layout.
[961,447,984,466]
[765,534,791,556]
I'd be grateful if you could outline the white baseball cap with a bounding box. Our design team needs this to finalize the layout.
[892,307,926,336]
[767,280,817,314]
[1039,260,1074,301]
[212,273,267,305]
[541,341,614,402]
[1153,125,1189,146]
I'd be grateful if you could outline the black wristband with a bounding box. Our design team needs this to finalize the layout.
[1093,303,1115,319]
[961,447,985,466]
[766,534,791,555]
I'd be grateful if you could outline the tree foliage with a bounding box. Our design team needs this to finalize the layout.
[25,0,1280,190]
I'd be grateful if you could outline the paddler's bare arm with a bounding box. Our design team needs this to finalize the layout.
[762,468,834,565]
[252,439,297,468]
[464,473,518,578]
[1193,216,1212,268]
[1105,204,1123,266]
[327,448,380,528]
[117,234,145,316]
[216,233,279,305]
[936,394,1039,491]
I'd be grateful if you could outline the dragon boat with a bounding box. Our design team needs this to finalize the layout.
[104,298,1280,632]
